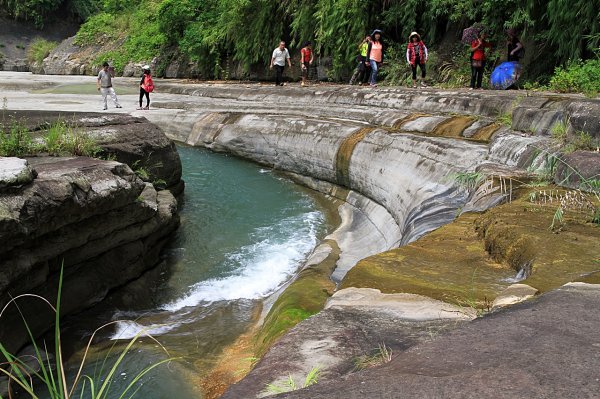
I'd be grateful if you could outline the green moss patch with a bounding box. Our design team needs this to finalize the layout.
[342,188,599,307]
[254,240,340,356]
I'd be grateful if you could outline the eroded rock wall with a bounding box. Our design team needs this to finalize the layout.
[0,112,182,355]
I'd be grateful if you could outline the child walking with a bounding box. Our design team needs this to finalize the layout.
[406,32,428,88]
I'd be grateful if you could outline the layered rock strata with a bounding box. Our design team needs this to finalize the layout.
[0,112,182,355]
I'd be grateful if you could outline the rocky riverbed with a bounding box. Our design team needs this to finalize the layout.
[1,73,599,398]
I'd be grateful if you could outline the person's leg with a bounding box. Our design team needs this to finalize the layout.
[420,63,427,86]
[101,88,108,109]
[362,64,370,84]
[369,60,378,85]
[350,63,360,85]
[109,87,121,107]
[275,65,284,86]
[139,88,144,108]
[144,91,150,108]
[470,65,477,89]
[477,61,486,89]
[411,65,417,87]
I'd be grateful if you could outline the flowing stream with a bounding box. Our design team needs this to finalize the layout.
[57,145,328,398]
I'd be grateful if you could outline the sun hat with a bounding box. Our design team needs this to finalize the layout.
[142,64,150,70]
[371,29,383,37]
[409,32,421,41]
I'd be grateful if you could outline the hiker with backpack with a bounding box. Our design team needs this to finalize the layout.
[138,65,154,110]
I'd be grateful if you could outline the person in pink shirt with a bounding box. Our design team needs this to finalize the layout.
[406,32,428,88]
[366,29,384,87]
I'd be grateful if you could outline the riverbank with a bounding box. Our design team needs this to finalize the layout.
[1,72,598,398]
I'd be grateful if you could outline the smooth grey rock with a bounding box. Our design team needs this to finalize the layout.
[0,157,35,189]
[492,283,538,310]
[279,283,600,399]
[326,288,476,320]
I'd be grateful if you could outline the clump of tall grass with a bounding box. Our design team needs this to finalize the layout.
[0,267,175,399]
[0,120,100,157]
[265,366,320,394]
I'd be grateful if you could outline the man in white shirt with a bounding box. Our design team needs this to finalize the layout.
[270,41,292,86]
[97,62,122,110]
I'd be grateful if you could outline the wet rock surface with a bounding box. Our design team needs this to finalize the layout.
[278,283,600,399]
[224,289,472,399]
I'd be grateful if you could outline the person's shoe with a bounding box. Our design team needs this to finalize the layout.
[116,105,122,108]
[370,83,377,88]
[143,106,149,110]
[136,107,143,110]
[279,83,284,86]
[301,82,305,87]
[103,107,108,110]
[412,83,417,88]
[420,81,427,87]
[469,87,474,90]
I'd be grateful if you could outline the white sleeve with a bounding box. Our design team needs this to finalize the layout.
[286,49,290,59]
[424,45,428,59]
[406,48,410,63]
[272,49,277,58]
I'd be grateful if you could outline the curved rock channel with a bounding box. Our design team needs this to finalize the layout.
[1,73,599,398]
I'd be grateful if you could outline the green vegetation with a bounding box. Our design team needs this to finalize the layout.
[353,343,393,371]
[0,267,174,399]
[266,366,320,394]
[27,38,59,64]
[0,120,100,157]
[58,0,600,83]
[549,58,600,97]
[550,119,599,153]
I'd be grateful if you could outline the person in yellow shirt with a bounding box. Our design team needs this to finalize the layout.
[349,35,371,85]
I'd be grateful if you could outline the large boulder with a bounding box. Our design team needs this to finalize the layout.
[0,156,179,355]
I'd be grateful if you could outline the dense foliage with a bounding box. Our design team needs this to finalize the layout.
[4,0,600,85]
[0,0,99,26]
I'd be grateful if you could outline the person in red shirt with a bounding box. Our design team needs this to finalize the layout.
[300,41,314,87]
[470,31,492,90]
[406,32,428,88]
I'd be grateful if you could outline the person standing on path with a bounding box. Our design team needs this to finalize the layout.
[97,61,122,110]
[407,32,428,88]
[470,31,492,90]
[300,41,314,87]
[366,29,384,87]
[506,29,524,62]
[349,35,371,85]
[270,41,292,86]
[138,65,154,110]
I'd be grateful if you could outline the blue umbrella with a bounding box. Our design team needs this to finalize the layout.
[490,61,522,90]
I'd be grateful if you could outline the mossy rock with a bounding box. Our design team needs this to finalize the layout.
[254,240,340,356]
[342,187,599,307]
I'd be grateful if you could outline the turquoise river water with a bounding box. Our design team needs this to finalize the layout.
[56,145,329,398]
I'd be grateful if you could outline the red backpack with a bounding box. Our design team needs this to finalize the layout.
[143,75,154,92]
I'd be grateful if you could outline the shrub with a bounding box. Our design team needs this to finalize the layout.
[549,58,600,97]
[27,38,58,64]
